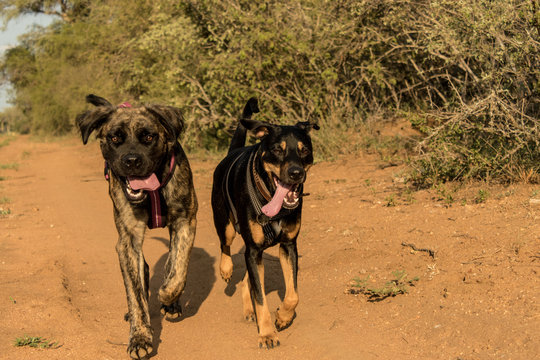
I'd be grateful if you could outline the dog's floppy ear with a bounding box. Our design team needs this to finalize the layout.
[76,94,115,145]
[241,118,275,139]
[86,94,113,107]
[145,105,184,142]
[295,121,320,133]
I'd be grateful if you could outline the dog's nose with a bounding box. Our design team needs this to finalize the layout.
[122,154,142,169]
[287,166,304,182]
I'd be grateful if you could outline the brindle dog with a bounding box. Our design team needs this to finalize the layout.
[76,95,197,359]
[211,98,319,348]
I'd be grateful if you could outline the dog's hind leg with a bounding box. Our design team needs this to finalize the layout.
[158,216,197,318]
[115,218,153,359]
[211,185,236,282]
[275,242,299,331]
[218,217,236,282]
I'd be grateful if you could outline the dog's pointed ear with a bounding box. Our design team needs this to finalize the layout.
[145,105,184,142]
[240,118,275,139]
[295,121,320,133]
[76,95,115,144]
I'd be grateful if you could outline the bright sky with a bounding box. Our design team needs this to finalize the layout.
[0,14,55,111]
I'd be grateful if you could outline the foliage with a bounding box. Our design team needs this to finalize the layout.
[0,133,15,147]
[0,0,90,24]
[13,335,59,349]
[0,0,539,182]
[0,162,18,169]
[347,270,419,302]
[475,189,490,203]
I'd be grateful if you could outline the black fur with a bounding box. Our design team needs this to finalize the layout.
[211,97,319,348]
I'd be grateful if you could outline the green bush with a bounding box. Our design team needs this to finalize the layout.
[1,0,539,182]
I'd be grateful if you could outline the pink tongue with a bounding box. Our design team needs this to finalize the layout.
[261,181,292,217]
[128,173,160,191]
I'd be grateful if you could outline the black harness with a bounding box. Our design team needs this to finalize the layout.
[223,148,299,241]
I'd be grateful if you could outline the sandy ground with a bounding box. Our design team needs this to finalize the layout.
[0,134,538,360]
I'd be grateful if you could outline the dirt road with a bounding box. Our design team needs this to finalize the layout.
[0,135,538,359]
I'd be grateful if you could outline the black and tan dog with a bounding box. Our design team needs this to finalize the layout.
[76,95,197,359]
[211,98,319,348]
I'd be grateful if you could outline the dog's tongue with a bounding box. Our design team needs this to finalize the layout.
[261,181,293,217]
[128,173,160,191]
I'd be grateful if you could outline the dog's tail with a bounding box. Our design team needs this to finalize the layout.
[228,97,259,154]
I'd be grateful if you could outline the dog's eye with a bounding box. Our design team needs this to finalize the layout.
[145,134,154,143]
[272,147,284,156]
[299,147,311,157]
[111,136,121,144]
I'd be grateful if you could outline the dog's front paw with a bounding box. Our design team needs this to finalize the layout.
[258,333,280,349]
[243,309,256,322]
[127,333,153,359]
[160,301,182,320]
[220,254,233,283]
[275,308,297,331]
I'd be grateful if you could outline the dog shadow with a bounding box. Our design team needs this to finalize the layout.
[224,246,287,301]
[148,237,216,357]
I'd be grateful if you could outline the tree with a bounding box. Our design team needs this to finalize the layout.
[0,0,89,24]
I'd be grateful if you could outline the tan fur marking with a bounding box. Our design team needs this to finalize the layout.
[249,220,265,245]
[242,273,255,321]
[220,252,233,282]
[253,262,279,348]
[297,141,305,151]
[282,219,301,240]
[224,221,236,246]
[263,161,281,181]
[280,141,286,151]
[220,220,236,281]
[275,246,299,329]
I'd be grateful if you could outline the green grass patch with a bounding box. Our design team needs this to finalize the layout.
[434,183,458,206]
[0,135,15,148]
[13,335,59,349]
[385,194,397,207]
[475,189,490,204]
[0,197,10,204]
[0,163,19,170]
[347,270,419,302]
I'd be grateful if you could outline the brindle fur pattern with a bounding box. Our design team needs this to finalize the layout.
[211,98,318,349]
[76,95,197,359]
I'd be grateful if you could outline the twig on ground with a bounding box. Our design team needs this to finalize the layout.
[106,339,128,347]
[401,242,436,259]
